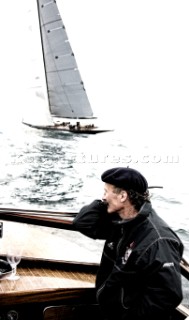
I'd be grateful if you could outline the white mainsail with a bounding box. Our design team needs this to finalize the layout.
[38,0,94,119]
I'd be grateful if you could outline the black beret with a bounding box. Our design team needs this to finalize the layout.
[101,167,148,194]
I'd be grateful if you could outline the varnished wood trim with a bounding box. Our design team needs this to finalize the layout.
[0,288,96,306]
[0,208,75,230]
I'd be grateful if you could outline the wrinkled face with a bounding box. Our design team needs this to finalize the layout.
[102,183,126,214]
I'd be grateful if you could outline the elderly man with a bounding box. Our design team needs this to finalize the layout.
[73,167,184,320]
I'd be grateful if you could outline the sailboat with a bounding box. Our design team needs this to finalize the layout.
[22,0,112,134]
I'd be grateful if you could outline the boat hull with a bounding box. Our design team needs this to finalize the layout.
[22,121,113,134]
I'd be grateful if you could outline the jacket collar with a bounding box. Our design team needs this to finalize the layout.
[112,201,151,227]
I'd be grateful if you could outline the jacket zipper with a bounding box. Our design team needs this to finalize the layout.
[96,227,124,302]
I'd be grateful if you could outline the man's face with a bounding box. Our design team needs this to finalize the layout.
[102,183,124,214]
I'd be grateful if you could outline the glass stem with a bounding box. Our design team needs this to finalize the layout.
[12,265,17,276]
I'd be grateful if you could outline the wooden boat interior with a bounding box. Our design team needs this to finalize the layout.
[0,207,188,320]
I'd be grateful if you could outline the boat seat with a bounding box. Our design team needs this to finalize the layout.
[43,304,103,320]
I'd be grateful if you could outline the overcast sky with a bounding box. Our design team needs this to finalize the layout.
[0,1,189,143]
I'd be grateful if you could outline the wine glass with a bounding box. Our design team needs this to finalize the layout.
[6,246,22,280]
[4,222,29,280]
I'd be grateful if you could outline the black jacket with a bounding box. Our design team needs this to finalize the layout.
[73,200,184,320]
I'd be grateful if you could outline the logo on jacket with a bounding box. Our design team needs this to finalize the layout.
[162,262,174,268]
[107,242,114,250]
[122,241,135,265]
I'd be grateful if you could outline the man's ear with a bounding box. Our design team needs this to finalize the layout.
[120,190,127,202]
